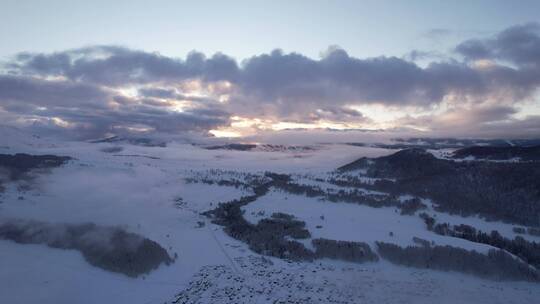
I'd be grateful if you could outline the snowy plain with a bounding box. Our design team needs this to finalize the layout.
[1,126,539,304]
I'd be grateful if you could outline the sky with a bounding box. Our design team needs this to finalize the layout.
[0,0,539,139]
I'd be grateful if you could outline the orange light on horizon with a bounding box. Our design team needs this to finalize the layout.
[209,129,242,138]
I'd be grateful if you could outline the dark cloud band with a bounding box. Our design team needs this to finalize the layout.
[1,23,540,138]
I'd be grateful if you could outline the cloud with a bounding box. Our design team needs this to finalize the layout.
[138,87,220,104]
[394,105,540,138]
[12,46,239,86]
[0,75,229,139]
[13,44,538,109]
[239,48,430,105]
[231,47,539,126]
[456,22,540,68]
[424,28,452,38]
[0,75,108,108]
[403,50,445,62]
[2,23,540,138]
